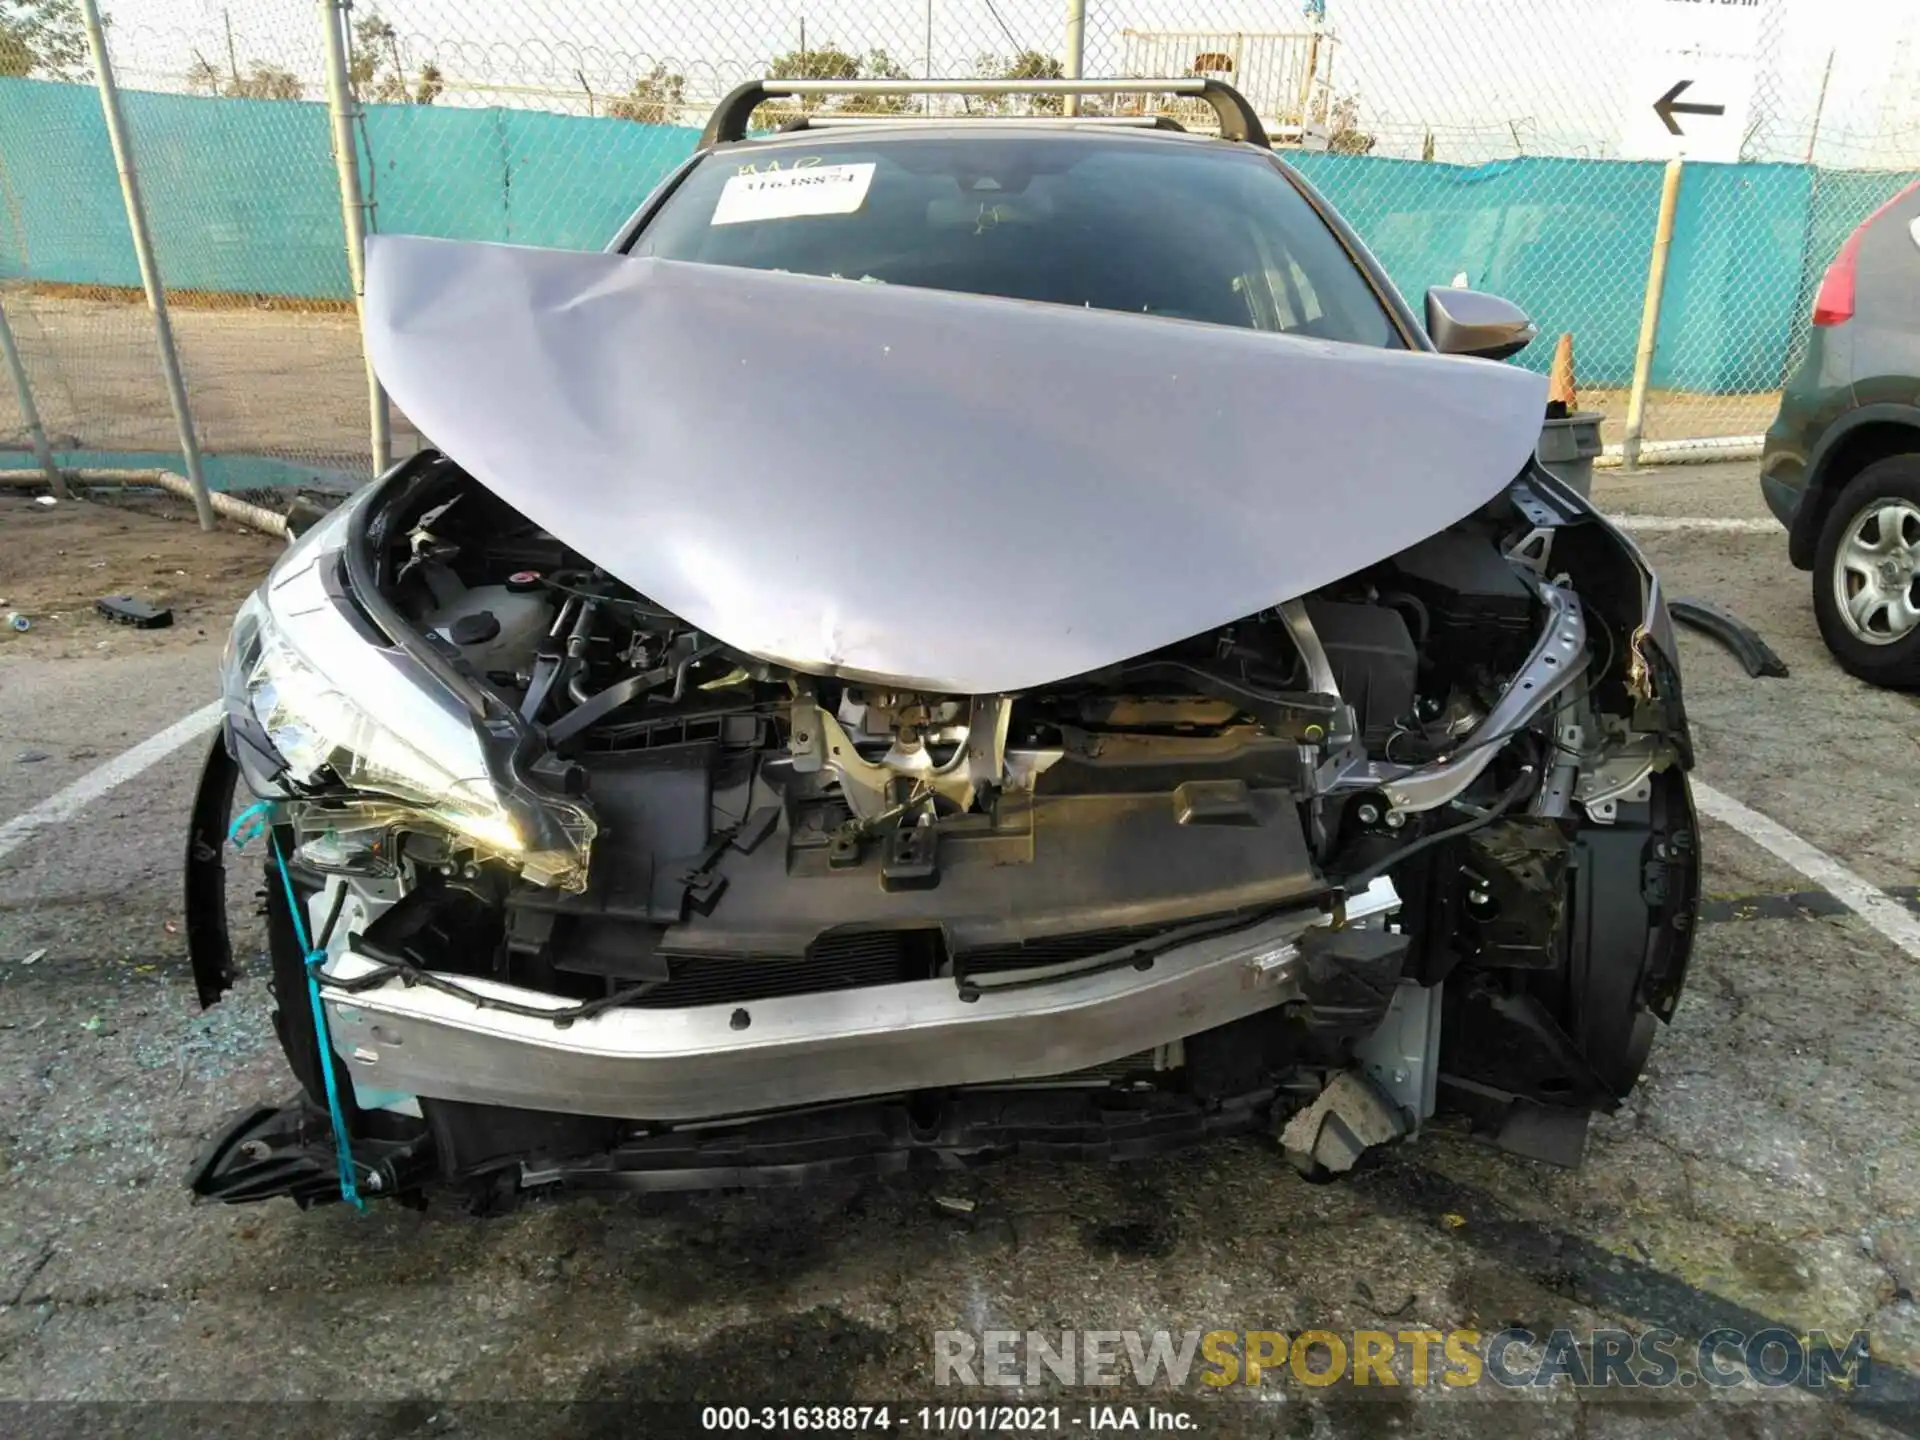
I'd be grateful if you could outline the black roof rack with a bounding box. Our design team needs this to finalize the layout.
[773,113,1193,136]
[698,77,1270,151]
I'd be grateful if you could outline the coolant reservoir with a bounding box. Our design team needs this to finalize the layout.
[424,583,553,677]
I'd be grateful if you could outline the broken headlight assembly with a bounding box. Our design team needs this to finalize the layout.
[219,506,595,890]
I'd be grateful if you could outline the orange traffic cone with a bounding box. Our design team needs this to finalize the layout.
[1547,333,1577,414]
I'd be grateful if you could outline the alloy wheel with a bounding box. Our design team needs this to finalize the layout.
[1832,497,1920,645]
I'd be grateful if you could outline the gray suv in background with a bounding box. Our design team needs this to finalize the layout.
[1762,177,1920,688]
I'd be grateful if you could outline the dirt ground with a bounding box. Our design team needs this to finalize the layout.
[0,289,424,474]
[0,490,282,660]
[1,461,1919,1435]
[0,289,1773,477]
[1584,388,1779,448]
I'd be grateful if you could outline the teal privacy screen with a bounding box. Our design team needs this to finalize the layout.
[3,77,1916,392]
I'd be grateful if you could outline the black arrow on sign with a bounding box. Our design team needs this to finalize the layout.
[1654,79,1725,136]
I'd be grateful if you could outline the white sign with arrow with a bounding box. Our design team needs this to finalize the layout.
[1618,0,1764,164]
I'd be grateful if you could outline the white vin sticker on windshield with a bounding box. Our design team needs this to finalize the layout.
[710,162,877,226]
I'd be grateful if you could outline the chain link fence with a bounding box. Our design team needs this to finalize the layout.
[1,0,368,487]
[5,0,1920,491]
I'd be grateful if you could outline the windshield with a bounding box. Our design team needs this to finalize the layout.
[631,134,1401,346]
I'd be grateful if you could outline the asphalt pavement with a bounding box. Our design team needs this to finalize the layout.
[0,460,1917,1436]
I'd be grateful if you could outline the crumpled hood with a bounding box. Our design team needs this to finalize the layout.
[363,235,1546,694]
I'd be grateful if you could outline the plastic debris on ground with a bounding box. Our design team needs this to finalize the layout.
[95,595,174,629]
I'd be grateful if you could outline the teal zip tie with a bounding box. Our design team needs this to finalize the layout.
[229,803,366,1211]
[228,799,269,849]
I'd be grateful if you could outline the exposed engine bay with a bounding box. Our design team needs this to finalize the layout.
[187,453,1696,1206]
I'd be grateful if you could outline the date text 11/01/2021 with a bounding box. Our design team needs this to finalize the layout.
[699,1406,1197,1432]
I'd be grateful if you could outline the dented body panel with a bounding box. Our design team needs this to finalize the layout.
[364,236,1545,693]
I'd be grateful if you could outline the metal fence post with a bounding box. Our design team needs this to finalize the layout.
[0,295,66,499]
[78,0,217,531]
[1062,0,1087,117]
[1621,157,1685,472]
[319,0,393,479]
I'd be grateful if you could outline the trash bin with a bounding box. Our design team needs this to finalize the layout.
[1536,411,1603,498]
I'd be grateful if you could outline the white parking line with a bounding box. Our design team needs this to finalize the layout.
[1605,515,1777,533]
[0,700,223,867]
[1693,780,1920,959]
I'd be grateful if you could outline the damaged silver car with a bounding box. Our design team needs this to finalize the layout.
[185,79,1698,1209]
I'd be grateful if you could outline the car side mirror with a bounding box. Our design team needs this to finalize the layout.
[1425,287,1538,361]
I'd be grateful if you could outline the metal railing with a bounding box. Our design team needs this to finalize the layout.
[698,76,1272,147]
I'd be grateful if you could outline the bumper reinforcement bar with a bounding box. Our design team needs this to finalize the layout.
[318,878,1400,1122]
